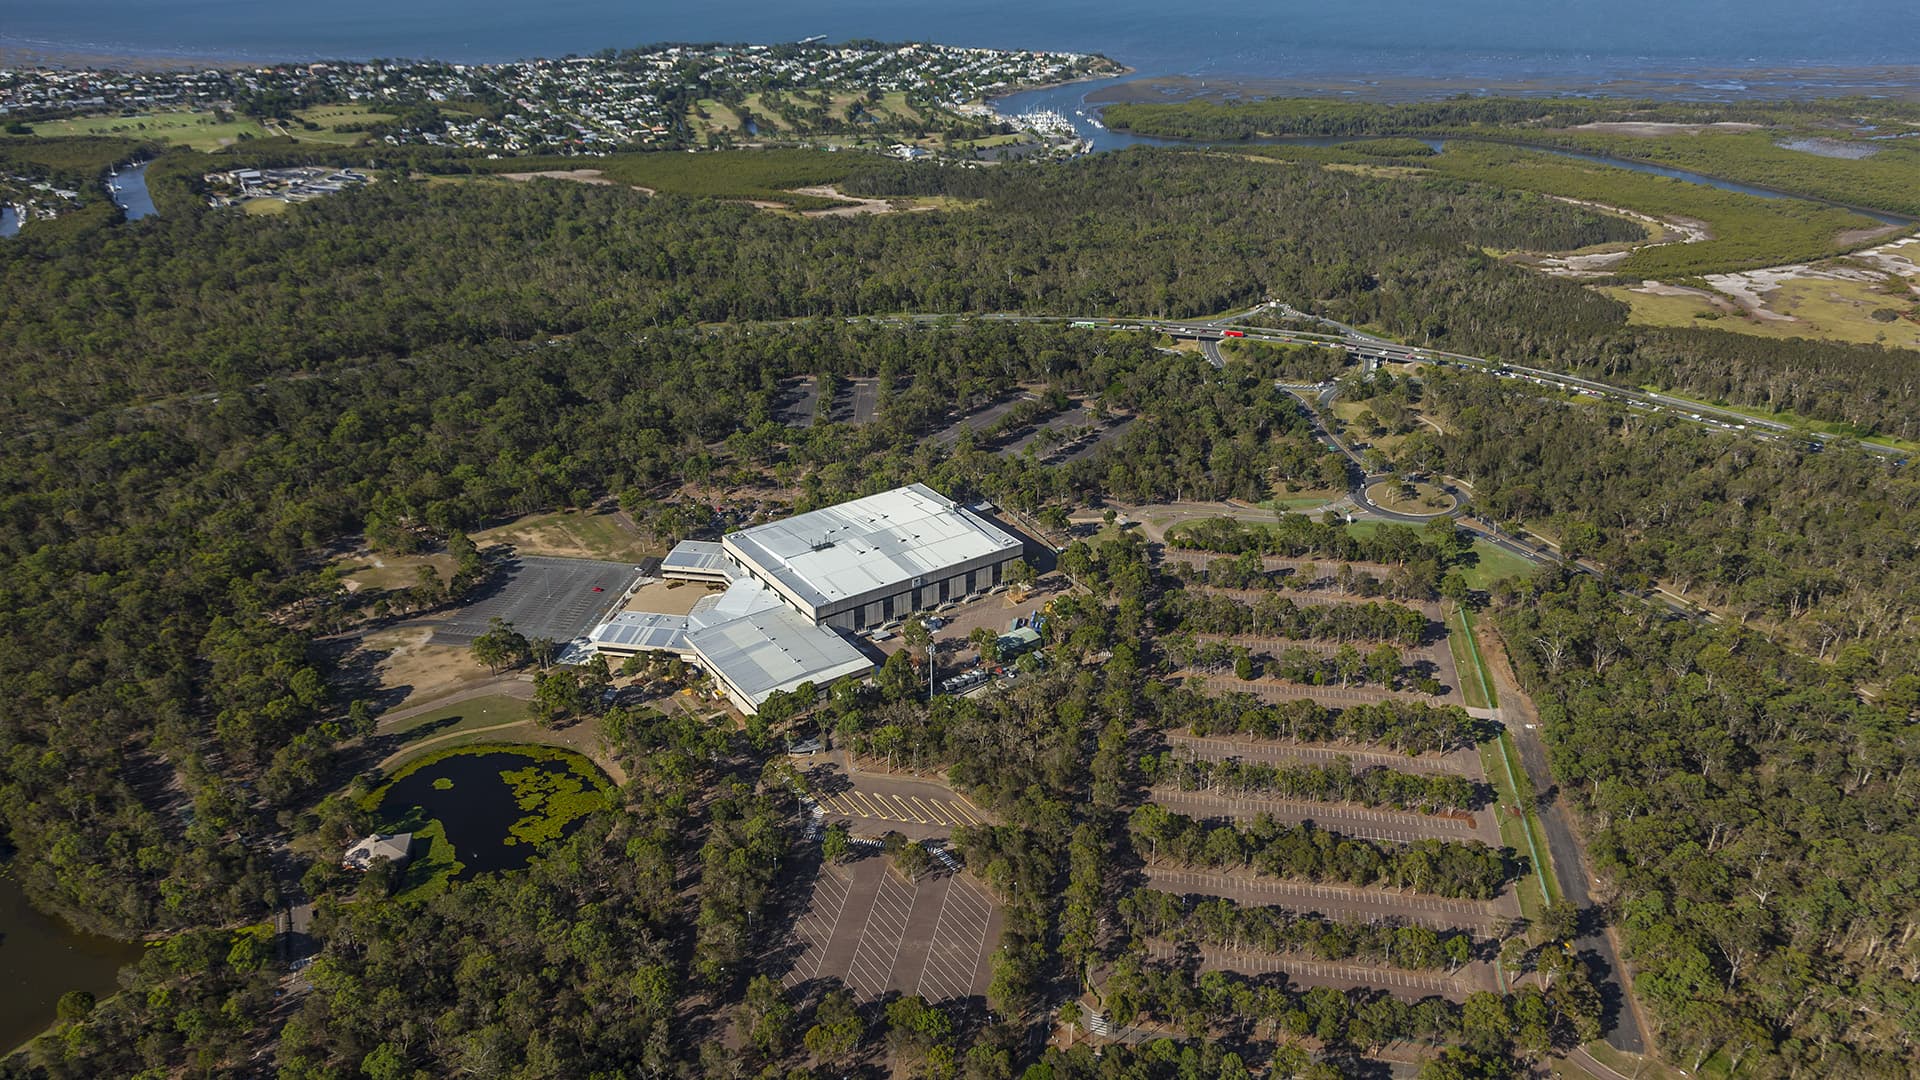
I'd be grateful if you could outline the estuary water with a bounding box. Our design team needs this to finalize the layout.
[5,0,1918,95]
[108,162,156,221]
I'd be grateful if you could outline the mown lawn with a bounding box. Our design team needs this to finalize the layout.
[469,148,879,208]
[33,110,262,152]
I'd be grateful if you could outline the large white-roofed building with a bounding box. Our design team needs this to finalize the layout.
[722,483,1024,631]
[582,484,1025,714]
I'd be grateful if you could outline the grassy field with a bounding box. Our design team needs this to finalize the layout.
[688,97,751,138]
[470,148,880,208]
[1449,603,1496,710]
[1331,399,1410,457]
[337,552,454,593]
[386,693,532,738]
[1415,143,1884,277]
[1479,730,1559,914]
[1256,490,1343,512]
[266,104,395,146]
[32,110,261,152]
[1364,479,1455,515]
[1602,279,1920,349]
[1457,539,1537,593]
[473,507,659,563]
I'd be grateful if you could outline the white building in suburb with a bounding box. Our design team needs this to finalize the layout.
[587,484,1024,714]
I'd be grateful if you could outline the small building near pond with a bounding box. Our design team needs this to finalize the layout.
[342,832,414,871]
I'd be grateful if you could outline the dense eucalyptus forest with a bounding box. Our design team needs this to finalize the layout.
[0,142,1916,1078]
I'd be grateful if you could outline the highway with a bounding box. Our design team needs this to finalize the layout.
[863,308,1906,461]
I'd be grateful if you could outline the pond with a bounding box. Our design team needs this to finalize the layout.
[0,869,142,1054]
[372,747,613,886]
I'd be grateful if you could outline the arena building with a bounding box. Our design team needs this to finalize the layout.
[722,483,1025,631]
[585,484,1025,714]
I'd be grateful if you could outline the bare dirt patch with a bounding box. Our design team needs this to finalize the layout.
[624,578,721,615]
[1834,222,1909,247]
[1527,197,1710,278]
[1566,121,1762,136]
[351,624,499,711]
[789,184,947,218]
[473,508,658,564]
[497,168,656,195]
[338,551,455,593]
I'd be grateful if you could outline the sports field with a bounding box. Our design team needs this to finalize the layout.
[32,111,260,151]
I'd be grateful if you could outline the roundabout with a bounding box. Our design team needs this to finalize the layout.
[1362,479,1458,518]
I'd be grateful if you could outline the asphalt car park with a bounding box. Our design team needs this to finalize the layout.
[430,555,640,646]
[781,855,1000,1003]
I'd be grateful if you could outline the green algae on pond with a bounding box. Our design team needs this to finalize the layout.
[369,746,613,887]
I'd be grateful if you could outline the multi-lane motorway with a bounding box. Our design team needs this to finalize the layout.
[910,306,1907,460]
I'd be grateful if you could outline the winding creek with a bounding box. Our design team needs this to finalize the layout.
[2,160,154,240]
[993,78,1915,224]
[108,161,157,221]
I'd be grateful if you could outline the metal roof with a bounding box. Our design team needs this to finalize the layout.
[587,576,788,653]
[685,606,873,707]
[723,483,1021,609]
[588,610,694,652]
[661,539,740,580]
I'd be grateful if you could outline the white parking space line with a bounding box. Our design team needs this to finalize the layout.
[917,876,994,1001]
[845,871,915,998]
[784,868,854,988]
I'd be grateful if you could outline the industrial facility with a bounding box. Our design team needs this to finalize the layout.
[587,484,1025,714]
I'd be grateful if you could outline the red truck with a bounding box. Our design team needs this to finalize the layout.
[1221,329,1246,338]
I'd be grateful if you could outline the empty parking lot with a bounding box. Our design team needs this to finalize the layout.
[814,789,988,829]
[782,857,1000,1002]
[776,375,819,428]
[431,556,640,646]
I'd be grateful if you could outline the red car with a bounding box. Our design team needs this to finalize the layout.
[591,586,604,593]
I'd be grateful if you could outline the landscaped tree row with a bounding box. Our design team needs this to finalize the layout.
[1120,887,1479,971]
[1168,687,1493,754]
[1168,514,1479,603]
[1163,635,1422,693]
[1095,955,1603,1065]
[1144,753,1491,814]
[1158,588,1429,645]
[1128,805,1515,900]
